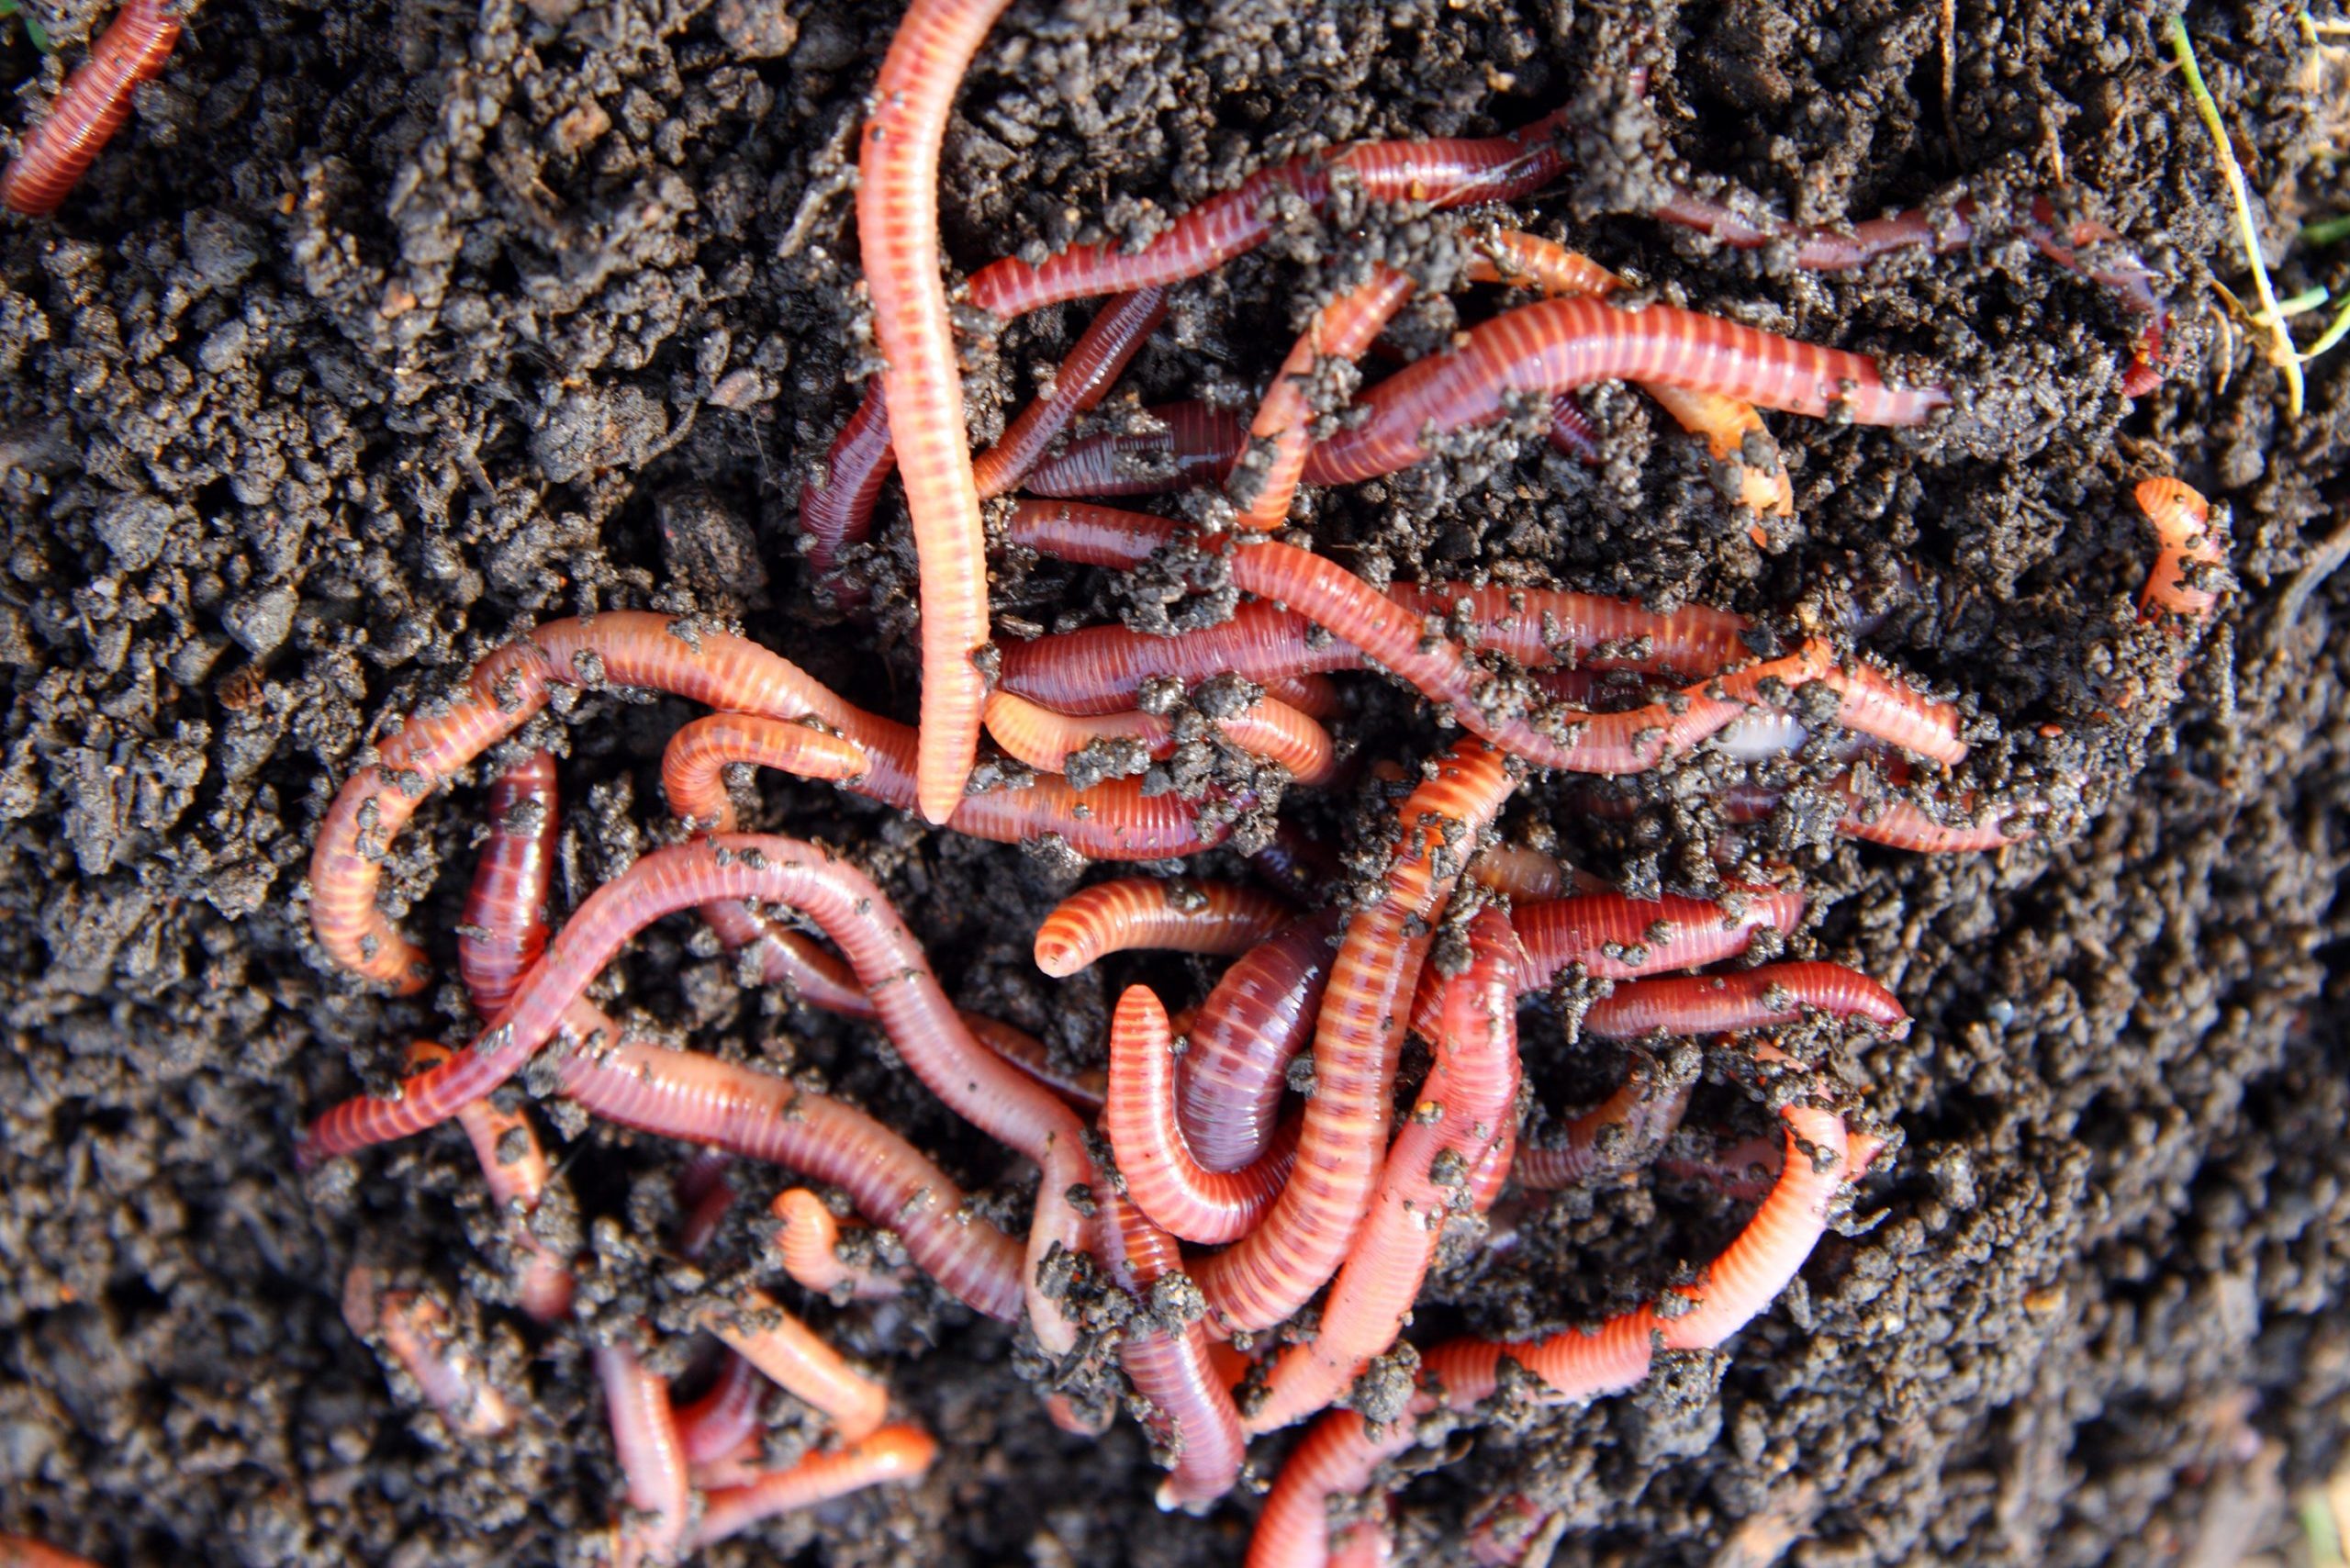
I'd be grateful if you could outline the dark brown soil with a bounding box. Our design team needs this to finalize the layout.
[4,0,2347,1563]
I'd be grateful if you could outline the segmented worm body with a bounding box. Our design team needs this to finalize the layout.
[1024,400,1249,497]
[797,383,893,579]
[1583,962,1908,1038]
[0,0,181,217]
[341,1268,518,1440]
[1034,879,1294,977]
[1177,910,1337,1171]
[675,1355,768,1468]
[595,1341,691,1568]
[699,1288,890,1440]
[771,1190,909,1300]
[404,1042,575,1323]
[1104,984,1298,1244]
[975,287,1169,498]
[458,753,561,1020]
[689,1425,937,1549]
[2133,476,2225,623]
[1192,740,1515,1331]
[857,0,1014,823]
[1512,1057,1693,1191]
[1233,264,1416,529]
[1092,1190,1248,1507]
[984,689,1338,785]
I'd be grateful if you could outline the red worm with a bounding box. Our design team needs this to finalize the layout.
[0,0,181,218]
[2134,476,2225,623]
[1465,230,1793,521]
[858,0,1013,824]
[675,1355,768,1468]
[771,1189,909,1300]
[1023,400,1248,498]
[967,112,1568,317]
[1244,1316,1660,1568]
[1512,1058,1692,1191]
[984,689,1338,786]
[797,382,893,581]
[1464,842,1592,901]
[1177,910,1337,1171]
[307,837,1095,1350]
[690,1425,937,1549]
[595,1341,691,1568]
[0,1539,101,1568]
[1308,297,1948,486]
[1104,984,1298,1245]
[1246,905,1522,1434]
[1034,878,1294,977]
[552,1018,1023,1322]
[660,711,870,831]
[341,1267,518,1440]
[1583,961,1908,1039]
[1192,739,1516,1331]
[1658,1096,1849,1350]
[974,287,1169,498]
[1716,772,2033,853]
[699,1287,890,1440]
[1233,265,1417,529]
[958,1012,1107,1112]
[458,753,561,1022]
[404,1042,576,1323]
[1092,1190,1248,1508]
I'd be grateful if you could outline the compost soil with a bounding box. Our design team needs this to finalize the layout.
[5,0,2349,1563]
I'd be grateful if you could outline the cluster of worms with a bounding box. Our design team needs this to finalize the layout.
[6,1,2233,1565]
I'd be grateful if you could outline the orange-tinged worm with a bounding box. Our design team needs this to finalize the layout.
[1034,879,1294,978]
[1233,265,1417,529]
[2133,476,2226,623]
[689,1424,937,1549]
[771,1189,909,1301]
[975,287,1169,498]
[404,1043,575,1324]
[0,0,180,217]
[341,1267,519,1440]
[1104,984,1298,1245]
[595,1341,690,1568]
[699,1287,890,1440]
[983,689,1339,786]
[1092,1189,1247,1508]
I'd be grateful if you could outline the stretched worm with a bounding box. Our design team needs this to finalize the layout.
[1232,264,1417,529]
[403,1042,575,1323]
[1465,230,1793,521]
[797,382,893,581]
[458,752,561,1023]
[1658,1098,1850,1350]
[1512,1054,1692,1192]
[1308,297,1947,486]
[690,1424,937,1549]
[1034,879,1294,978]
[1583,962,1908,1039]
[858,0,1013,824]
[1246,905,1522,1434]
[552,1017,1023,1322]
[1192,739,1516,1331]
[1092,1190,1248,1508]
[1024,400,1249,498]
[341,1268,518,1440]
[699,1287,890,1440]
[0,0,181,217]
[984,689,1338,786]
[967,112,1568,317]
[1177,910,1337,1171]
[594,1341,691,1568]
[771,1189,909,1301]
[675,1354,768,1468]
[2133,476,2225,623]
[975,287,1169,498]
[1103,983,1298,1244]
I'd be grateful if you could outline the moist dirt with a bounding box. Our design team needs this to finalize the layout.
[4,0,2348,1563]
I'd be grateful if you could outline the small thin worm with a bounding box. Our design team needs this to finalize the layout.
[1232,264,1417,529]
[1034,879,1294,978]
[975,287,1169,498]
[1024,400,1248,498]
[403,1042,575,1323]
[0,0,181,217]
[699,1287,890,1439]
[594,1341,691,1568]
[1092,1189,1248,1508]
[797,382,893,581]
[984,689,1338,786]
[1583,962,1908,1039]
[689,1424,937,1549]
[771,1189,909,1301]
[674,1354,768,1468]
[341,1267,518,1440]
[2133,476,2225,623]
[1512,1054,1692,1192]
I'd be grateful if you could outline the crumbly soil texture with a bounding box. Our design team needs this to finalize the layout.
[4,0,2348,1563]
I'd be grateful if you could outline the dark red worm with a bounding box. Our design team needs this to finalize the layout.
[1024,400,1249,498]
[798,383,893,580]
[1034,879,1294,978]
[966,112,1569,317]
[1311,297,1946,486]
[1583,961,1908,1039]
[0,0,181,217]
[974,287,1169,498]
[1246,905,1522,1434]
[1232,264,1417,530]
[307,836,1095,1351]
[403,1042,576,1324]
[1192,739,1516,1332]
[1091,1189,1248,1508]
[1104,983,1298,1245]
[1176,910,1337,1172]
[1511,1054,1692,1192]
[595,1341,691,1568]
[688,1425,937,1549]
[458,752,561,1022]
[674,1354,769,1469]
[341,1267,519,1440]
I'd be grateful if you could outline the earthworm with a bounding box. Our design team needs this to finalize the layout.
[594,1341,691,1568]
[1655,1133,1790,1201]
[1033,879,1294,977]
[1245,905,1522,1434]
[1176,910,1337,1171]
[1512,1057,1692,1191]
[958,1013,1107,1112]
[340,1268,518,1439]
[1092,1189,1248,1508]
[983,689,1338,785]
[1023,400,1249,498]
[973,287,1169,498]
[674,1354,768,1467]
[858,0,1016,823]
[1583,962,1908,1039]
[1548,392,1604,460]
[552,1019,1024,1322]
[1192,739,1516,1331]
[690,1424,937,1549]
[1464,842,1587,901]
[967,112,1568,317]
[0,0,181,217]
[1710,771,2032,853]
[676,1169,738,1262]
[1248,819,1343,905]
[699,1287,890,1439]
[660,712,869,832]
[1232,264,1417,529]
[0,1539,100,1568]
[771,1190,908,1301]
[1307,297,1948,487]
[308,836,1096,1349]
[2134,477,2226,623]
[797,383,893,579]
[403,1042,576,1323]
[1103,984,1297,1244]
[1244,1315,1661,1568]
[458,752,561,1021]
[1464,230,1793,520]
[1658,1098,1849,1350]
